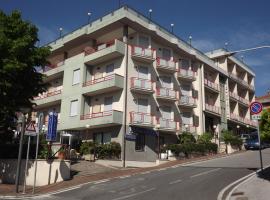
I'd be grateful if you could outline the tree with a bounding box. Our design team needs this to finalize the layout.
[0,10,51,140]
[260,109,270,143]
[177,132,196,144]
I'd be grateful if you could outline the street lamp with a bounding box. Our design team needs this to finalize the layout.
[225,42,229,50]
[224,45,270,57]
[246,125,250,134]
[170,23,174,33]
[87,12,91,24]
[237,125,240,135]
[213,125,217,144]
[189,36,192,46]
[59,27,63,38]
[148,9,152,20]
[184,124,189,132]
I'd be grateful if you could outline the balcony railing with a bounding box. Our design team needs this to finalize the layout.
[33,87,62,100]
[39,61,65,73]
[230,113,239,121]
[84,40,115,56]
[205,103,221,115]
[157,118,178,131]
[180,124,197,133]
[156,87,178,100]
[130,112,154,126]
[131,45,154,60]
[83,74,115,87]
[204,79,219,91]
[238,96,249,106]
[156,57,176,72]
[80,110,114,120]
[179,96,197,107]
[229,92,239,100]
[178,69,196,80]
[130,77,154,93]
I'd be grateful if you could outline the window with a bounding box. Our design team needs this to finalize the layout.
[94,132,111,144]
[70,100,78,116]
[104,96,113,111]
[160,76,172,88]
[138,66,148,79]
[181,84,191,96]
[161,106,172,119]
[135,133,145,151]
[72,69,80,85]
[181,59,190,69]
[137,98,149,113]
[181,112,192,125]
[106,64,114,75]
[162,48,171,59]
[138,35,149,48]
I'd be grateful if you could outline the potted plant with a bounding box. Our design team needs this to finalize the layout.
[58,147,66,160]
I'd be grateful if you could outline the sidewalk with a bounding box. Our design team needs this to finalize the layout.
[0,153,230,198]
[229,167,270,200]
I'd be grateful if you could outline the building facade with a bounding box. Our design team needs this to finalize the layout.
[32,6,256,162]
[256,91,270,109]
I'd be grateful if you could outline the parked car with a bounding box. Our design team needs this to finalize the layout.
[244,138,260,150]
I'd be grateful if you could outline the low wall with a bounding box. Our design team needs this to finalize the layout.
[0,159,70,186]
[227,144,240,154]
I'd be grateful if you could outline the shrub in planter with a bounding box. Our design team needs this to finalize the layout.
[197,132,213,144]
[178,132,196,144]
[205,143,218,154]
[79,141,95,155]
[95,142,121,159]
[222,130,243,150]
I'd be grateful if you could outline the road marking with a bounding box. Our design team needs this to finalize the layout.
[140,171,150,174]
[169,179,182,185]
[111,188,156,200]
[157,168,166,171]
[190,168,221,178]
[94,179,110,184]
[119,175,131,179]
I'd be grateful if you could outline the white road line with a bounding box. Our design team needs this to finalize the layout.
[94,179,110,184]
[169,179,182,185]
[157,168,166,171]
[119,175,131,179]
[140,171,150,174]
[111,188,156,200]
[190,168,221,178]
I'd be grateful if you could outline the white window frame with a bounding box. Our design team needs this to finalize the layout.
[70,100,78,117]
[72,69,80,85]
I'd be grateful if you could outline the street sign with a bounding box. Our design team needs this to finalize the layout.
[252,115,261,120]
[25,121,37,136]
[250,101,263,115]
[46,112,58,141]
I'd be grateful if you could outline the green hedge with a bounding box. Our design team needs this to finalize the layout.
[167,143,218,157]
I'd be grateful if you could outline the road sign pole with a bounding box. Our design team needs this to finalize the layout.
[257,122,263,173]
[23,135,31,194]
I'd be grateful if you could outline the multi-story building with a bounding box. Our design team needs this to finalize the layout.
[32,6,256,162]
[256,90,270,109]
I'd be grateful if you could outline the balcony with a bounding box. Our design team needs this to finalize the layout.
[180,124,197,133]
[82,74,124,96]
[156,87,178,101]
[84,39,125,65]
[39,61,65,80]
[204,79,220,92]
[156,58,177,73]
[229,113,239,122]
[205,103,221,116]
[229,92,239,101]
[238,96,249,107]
[179,96,197,108]
[131,46,155,63]
[177,69,196,81]
[33,86,62,108]
[157,118,179,132]
[130,77,154,94]
[80,110,123,128]
[130,112,155,127]
[228,72,250,89]
[249,85,255,91]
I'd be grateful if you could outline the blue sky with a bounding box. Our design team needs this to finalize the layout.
[1,0,269,96]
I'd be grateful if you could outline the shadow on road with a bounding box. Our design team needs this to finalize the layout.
[258,167,270,181]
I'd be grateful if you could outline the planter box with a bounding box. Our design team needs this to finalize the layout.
[227,144,240,154]
[0,159,70,186]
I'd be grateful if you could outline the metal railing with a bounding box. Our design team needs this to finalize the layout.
[156,87,177,99]
[157,118,178,130]
[204,79,219,91]
[180,124,197,133]
[178,68,196,79]
[156,57,176,71]
[84,39,116,56]
[179,95,197,106]
[130,112,154,125]
[80,110,116,120]
[205,103,221,114]
[83,74,117,87]
[33,87,63,100]
[131,45,154,58]
[130,77,154,91]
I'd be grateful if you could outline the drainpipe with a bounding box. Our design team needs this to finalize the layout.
[122,25,128,167]
[200,64,205,133]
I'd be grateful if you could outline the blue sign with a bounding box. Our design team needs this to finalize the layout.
[46,112,58,141]
[250,102,263,115]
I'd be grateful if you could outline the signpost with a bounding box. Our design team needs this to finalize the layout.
[250,101,264,172]
[46,112,58,159]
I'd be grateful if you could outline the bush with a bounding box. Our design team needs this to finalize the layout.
[222,130,242,148]
[197,132,213,144]
[178,132,196,144]
[95,142,121,159]
[79,141,95,155]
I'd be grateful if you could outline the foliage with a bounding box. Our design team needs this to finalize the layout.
[79,141,95,155]
[178,132,196,144]
[95,142,121,159]
[260,109,270,143]
[222,130,242,148]
[197,132,213,144]
[0,10,51,137]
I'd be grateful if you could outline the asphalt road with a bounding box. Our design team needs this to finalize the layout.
[18,149,270,200]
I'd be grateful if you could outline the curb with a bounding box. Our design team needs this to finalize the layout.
[0,151,246,199]
[217,164,270,200]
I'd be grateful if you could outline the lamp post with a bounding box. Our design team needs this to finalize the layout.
[213,125,217,144]
[148,9,152,20]
[189,36,192,46]
[59,27,63,38]
[246,125,250,134]
[170,23,174,33]
[87,12,91,24]
[184,124,189,132]
[237,125,240,135]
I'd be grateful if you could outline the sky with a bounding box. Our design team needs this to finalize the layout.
[1,0,269,96]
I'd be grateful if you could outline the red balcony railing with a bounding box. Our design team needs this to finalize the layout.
[178,68,196,79]
[205,103,221,114]
[156,57,176,71]
[157,118,179,130]
[40,61,65,73]
[204,79,219,91]
[33,87,62,100]
[80,110,114,120]
[84,39,116,56]
[130,112,154,125]
[130,77,154,91]
[179,95,197,106]
[156,87,178,99]
[83,74,116,87]
[131,45,154,59]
